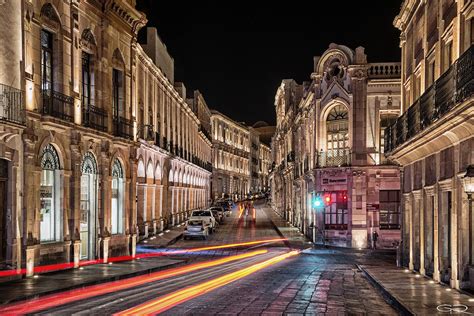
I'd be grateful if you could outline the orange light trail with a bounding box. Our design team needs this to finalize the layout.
[0,250,267,315]
[168,238,287,253]
[238,205,244,218]
[116,250,299,316]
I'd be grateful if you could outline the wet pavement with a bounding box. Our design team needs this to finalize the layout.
[2,200,471,315]
[361,265,474,315]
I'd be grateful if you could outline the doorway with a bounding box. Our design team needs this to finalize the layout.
[80,153,98,260]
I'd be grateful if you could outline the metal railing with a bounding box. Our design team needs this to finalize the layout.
[113,116,134,140]
[385,44,473,154]
[138,124,155,141]
[82,105,107,132]
[0,83,25,125]
[42,89,74,122]
[317,149,351,167]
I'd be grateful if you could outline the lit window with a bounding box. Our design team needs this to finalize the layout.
[40,144,61,243]
[111,159,124,234]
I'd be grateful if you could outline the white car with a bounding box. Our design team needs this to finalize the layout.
[183,219,209,240]
[189,209,216,233]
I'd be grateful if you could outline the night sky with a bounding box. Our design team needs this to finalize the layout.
[136,1,402,126]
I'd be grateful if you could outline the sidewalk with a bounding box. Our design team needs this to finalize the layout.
[262,204,311,249]
[138,224,185,248]
[359,265,474,315]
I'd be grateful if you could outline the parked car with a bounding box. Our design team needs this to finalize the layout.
[214,201,231,213]
[210,206,225,223]
[189,209,216,233]
[183,219,209,240]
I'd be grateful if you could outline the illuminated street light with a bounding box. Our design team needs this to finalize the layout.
[461,165,474,265]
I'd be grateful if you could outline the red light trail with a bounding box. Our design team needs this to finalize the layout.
[0,250,268,315]
[0,238,286,278]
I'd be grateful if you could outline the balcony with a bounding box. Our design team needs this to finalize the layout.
[154,132,161,148]
[385,45,473,154]
[113,116,134,140]
[199,125,211,142]
[316,149,351,167]
[0,83,25,125]
[82,105,107,132]
[138,124,155,142]
[367,63,401,79]
[42,89,74,122]
[286,151,295,163]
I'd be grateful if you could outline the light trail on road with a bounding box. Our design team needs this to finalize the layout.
[166,238,287,253]
[115,250,300,316]
[0,238,287,279]
[0,250,268,315]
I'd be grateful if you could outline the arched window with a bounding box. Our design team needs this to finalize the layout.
[326,104,349,160]
[111,159,124,234]
[80,152,98,259]
[40,144,61,242]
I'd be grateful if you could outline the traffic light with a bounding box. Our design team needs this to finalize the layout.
[324,195,331,205]
[313,196,323,208]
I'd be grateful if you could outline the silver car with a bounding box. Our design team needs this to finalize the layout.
[183,219,209,240]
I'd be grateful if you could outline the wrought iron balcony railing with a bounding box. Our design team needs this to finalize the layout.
[316,149,351,168]
[82,105,107,132]
[138,124,155,141]
[0,83,25,125]
[42,89,74,122]
[154,132,161,148]
[385,44,473,154]
[113,116,134,140]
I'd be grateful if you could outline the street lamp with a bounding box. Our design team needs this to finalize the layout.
[461,165,474,265]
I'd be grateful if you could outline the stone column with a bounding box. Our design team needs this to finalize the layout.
[348,51,368,166]
[405,193,414,270]
[414,190,425,275]
[433,183,440,281]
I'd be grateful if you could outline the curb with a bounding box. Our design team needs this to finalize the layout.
[356,264,413,316]
[0,258,188,306]
[261,207,294,249]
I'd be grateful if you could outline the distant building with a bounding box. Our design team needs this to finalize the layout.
[210,111,251,200]
[387,0,474,290]
[272,44,402,249]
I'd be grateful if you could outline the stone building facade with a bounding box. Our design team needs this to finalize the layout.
[0,0,211,277]
[258,142,272,193]
[210,110,250,200]
[272,44,402,249]
[386,0,474,290]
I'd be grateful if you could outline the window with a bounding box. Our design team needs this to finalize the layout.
[379,190,400,229]
[426,60,436,87]
[82,52,92,108]
[471,18,474,45]
[324,191,348,230]
[41,30,53,92]
[40,144,61,242]
[444,41,453,71]
[380,115,397,157]
[111,159,124,234]
[326,105,349,164]
[112,69,124,118]
[414,74,421,99]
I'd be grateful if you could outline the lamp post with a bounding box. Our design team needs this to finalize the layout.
[461,165,474,265]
